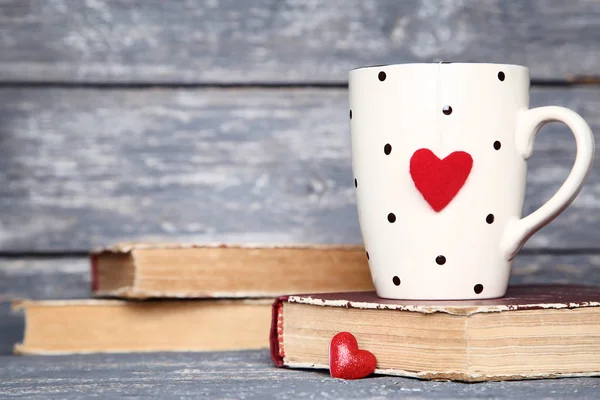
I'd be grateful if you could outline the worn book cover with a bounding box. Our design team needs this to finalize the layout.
[14,298,272,355]
[90,243,373,299]
[271,285,600,381]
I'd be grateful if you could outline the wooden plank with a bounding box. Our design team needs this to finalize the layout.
[0,257,90,302]
[0,257,90,355]
[0,351,599,398]
[0,0,599,83]
[0,87,599,252]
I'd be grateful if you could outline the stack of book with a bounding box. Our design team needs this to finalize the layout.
[14,243,372,354]
[13,244,600,381]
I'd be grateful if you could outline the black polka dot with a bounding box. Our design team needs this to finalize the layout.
[442,105,452,115]
[387,213,396,223]
[366,251,370,260]
[354,178,358,188]
[392,276,401,286]
[474,284,484,294]
[378,71,386,81]
[498,71,505,81]
[384,143,392,155]
[349,109,352,119]
[494,141,501,150]
[436,255,446,265]
[486,214,495,224]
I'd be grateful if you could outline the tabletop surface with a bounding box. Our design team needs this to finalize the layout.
[1,350,599,400]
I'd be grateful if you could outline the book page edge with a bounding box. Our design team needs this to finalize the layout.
[90,242,364,254]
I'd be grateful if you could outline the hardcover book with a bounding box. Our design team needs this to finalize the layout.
[15,298,272,354]
[271,285,600,381]
[91,243,373,298]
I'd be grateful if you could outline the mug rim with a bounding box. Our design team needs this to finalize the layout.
[350,62,528,72]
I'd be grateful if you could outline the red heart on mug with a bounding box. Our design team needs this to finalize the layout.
[329,332,377,379]
[410,148,473,212]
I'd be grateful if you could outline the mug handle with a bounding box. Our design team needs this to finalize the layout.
[500,106,595,260]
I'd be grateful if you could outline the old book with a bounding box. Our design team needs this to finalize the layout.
[271,285,600,382]
[91,243,372,298]
[14,298,272,355]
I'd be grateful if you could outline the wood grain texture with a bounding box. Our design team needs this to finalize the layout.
[1,254,599,355]
[1,0,599,83]
[1,351,599,399]
[1,87,599,252]
[0,257,90,355]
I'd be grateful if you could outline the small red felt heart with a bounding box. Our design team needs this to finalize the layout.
[410,148,473,212]
[329,332,377,380]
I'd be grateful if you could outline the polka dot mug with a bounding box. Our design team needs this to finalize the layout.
[349,63,594,300]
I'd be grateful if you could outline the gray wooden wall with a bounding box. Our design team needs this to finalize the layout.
[1,0,600,353]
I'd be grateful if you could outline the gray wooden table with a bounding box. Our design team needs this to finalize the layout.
[1,1,600,398]
[1,351,599,399]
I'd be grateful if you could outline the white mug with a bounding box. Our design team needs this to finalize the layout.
[349,63,594,300]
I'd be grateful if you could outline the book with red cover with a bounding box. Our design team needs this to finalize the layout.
[270,285,600,381]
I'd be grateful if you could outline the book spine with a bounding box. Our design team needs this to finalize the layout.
[269,296,288,367]
[90,254,99,292]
